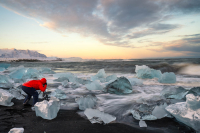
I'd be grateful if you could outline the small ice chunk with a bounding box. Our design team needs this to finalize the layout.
[158,72,176,84]
[166,94,200,132]
[106,75,117,82]
[139,120,147,127]
[54,77,69,82]
[187,87,200,96]
[50,89,67,99]
[161,86,188,99]
[34,97,60,120]
[91,69,106,82]
[60,102,79,110]
[128,78,143,86]
[62,80,69,88]
[135,65,162,79]
[86,80,104,91]
[75,95,97,110]
[0,89,14,106]
[9,88,25,100]
[8,127,24,133]
[54,72,76,83]
[0,75,13,88]
[84,108,116,124]
[38,67,55,74]
[152,103,171,119]
[130,110,157,120]
[0,63,10,69]
[105,77,133,95]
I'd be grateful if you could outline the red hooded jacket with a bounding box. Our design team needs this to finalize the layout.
[23,78,47,92]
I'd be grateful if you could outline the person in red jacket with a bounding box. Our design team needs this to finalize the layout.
[22,78,47,106]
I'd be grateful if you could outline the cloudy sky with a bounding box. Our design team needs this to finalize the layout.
[0,0,200,59]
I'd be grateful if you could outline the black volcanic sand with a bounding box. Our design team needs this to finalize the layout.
[0,99,195,133]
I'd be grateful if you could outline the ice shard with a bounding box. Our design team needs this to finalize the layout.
[135,65,162,79]
[50,89,67,99]
[62,80,69,88]
[158,72,176,84]
[187,87,200,96]
[106,75,117,82]
[0,75,13,88]
[152,103,171,119]
[105,77,133,95]
[161,86,188,99]
[0,89,14,106]
[166,94,200,132]
[86,80,104,91]
[75,95,98,110]
[0,63,10,69]
[128,78,143,86]
[9,88,25,100]
[130,110,157,120]
[139,120,147,127]
[84,108,116,124]
[38,67,55,74]
[34,97,60,120]
[54,72,77,83]
[91,69,106,82]
[8,128,24,133]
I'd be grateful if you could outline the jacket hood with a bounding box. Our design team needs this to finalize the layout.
[40,78,47,84]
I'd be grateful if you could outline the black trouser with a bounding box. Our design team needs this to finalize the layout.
[22,86,38,105]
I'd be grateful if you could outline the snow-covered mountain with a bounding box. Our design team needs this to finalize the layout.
[0,48,47,58]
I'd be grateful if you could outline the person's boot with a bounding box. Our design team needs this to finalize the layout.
[23,99,31,106]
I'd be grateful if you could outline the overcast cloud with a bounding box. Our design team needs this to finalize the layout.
[0,0,200,49]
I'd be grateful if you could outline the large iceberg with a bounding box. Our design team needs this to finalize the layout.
[85,80,104,91]
[34,97,60,120]
[135,65,162,79]
[8,128,24,133]
[105,77,132,95]
[84,108,116,124]
[166,94,200,132]
[75,95,98,110]
[0,75,13,88]
[158,72,176,84]
[161,86,188,99]
[0,89,14,106]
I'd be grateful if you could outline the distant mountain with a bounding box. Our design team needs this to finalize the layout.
[0,48,47,58]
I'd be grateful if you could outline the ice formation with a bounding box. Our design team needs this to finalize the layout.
[34,97,60,120]
[9,67,42,80]
[135,65,162,79]
[128,78,143,86]
[50,89,67,99]
[9,88,25,100]
[130,110,157,120]
[139,120,147,127]
[8,128,24,133]
[91,69,106,82]
[161,86,188,99]
[60,102,79,110]
[0,89,14,106]
[187,87,200,96]
[75,95,98,110]
[152,103,171,119]
[0,67,5,71]
[105,77,132,95]
[0,75,13,88]
[38,67,55,74]
[0,63,10,69]
[166,94,200,132]
[84,108,116,124]
[54,77,69,82]
[158,72,176,83]
[106,75,117,82]
[62,80,69,88]
[54,72,76,83]
[86,80,104,91]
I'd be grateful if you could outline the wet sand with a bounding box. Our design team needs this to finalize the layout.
[0,99,195,133]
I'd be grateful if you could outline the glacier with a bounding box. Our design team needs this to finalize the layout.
[84,108,116,124]
[34,97,60,120]
[166,94,200,132]
[0,89,14,106]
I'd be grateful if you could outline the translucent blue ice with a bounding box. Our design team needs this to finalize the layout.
[158,72,176,83]
[0,63,10,69]
[105,77,133,95]
[91,69,106,82]
[0,75,13,88]
[135,65,162,79]
[128,78,143,86]
[75,95,97,110]
[0,89,14,106]
[161,86,188,99]
[86,80,104,91]
[106,75,117,82]
[0,67,5,72]
[38,67,55,74]
[50,89,67,99]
